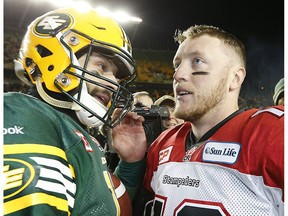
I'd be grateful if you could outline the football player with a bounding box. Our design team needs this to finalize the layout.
[133,25,284,215]
[4,7,146,215]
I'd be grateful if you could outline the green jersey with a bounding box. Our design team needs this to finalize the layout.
[4,92,122,215]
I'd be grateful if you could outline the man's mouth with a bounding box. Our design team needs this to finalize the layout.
[175,87,192,97]
[93,92,110,106]
[178,90,191,96]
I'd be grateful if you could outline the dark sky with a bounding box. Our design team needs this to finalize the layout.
[4,0,284,102]
[5,0,284,47]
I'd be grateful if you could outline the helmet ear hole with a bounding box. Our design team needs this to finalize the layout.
[36,45,53,57]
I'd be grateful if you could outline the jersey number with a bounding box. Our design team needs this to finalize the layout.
[146,197,229,216]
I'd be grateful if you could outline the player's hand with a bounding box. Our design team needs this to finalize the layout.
[111,108,147,162]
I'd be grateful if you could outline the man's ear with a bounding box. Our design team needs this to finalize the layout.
[229,67,246,91]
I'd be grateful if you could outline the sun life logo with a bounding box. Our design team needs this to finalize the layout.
[202,142,241,164]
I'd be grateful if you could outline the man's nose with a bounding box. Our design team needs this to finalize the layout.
[173,62,190,82]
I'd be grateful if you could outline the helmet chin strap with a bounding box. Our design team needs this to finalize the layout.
[74,81,108,128]
[37,76,106,128]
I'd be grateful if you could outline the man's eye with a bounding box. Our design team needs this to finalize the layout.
[93,64,107,74]
[173,62,180,69]
[97,64,105,70]
[194,58,203,65]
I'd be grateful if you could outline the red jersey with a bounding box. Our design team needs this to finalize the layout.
[143,107,284,216]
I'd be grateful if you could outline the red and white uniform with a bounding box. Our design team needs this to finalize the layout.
[144,107,284,216]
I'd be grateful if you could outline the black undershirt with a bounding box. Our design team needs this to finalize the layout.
[185,109,245,152]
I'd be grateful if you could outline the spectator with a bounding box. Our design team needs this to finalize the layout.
[4,7,146,215]
[154,95,184,129]
[132,91,154,108]
[273,78,284,105]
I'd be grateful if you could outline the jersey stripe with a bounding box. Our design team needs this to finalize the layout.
[4,192,70,215]
[251,107,284,118]
[4,144,68,160]
[30,157,76,208]
[103,171,120,216]
[35,180,75,208]
[36,167,75,193]
[30,157,75,179]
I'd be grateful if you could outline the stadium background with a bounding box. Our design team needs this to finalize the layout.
[4,0,284,109]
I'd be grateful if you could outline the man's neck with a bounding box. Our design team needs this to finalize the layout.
[192,107,240,141]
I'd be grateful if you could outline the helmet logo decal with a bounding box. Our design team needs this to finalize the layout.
[34,13,73,36]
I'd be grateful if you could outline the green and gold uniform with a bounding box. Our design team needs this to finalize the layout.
[4,92,122,215]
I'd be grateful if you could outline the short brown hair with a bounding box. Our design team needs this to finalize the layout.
[174,25,246,67]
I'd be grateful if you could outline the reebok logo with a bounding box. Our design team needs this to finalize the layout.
[4,126,24,135]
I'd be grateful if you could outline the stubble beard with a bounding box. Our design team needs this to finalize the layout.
[174,77,228,122]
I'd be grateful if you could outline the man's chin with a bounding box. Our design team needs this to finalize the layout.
[174,109,184,119]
